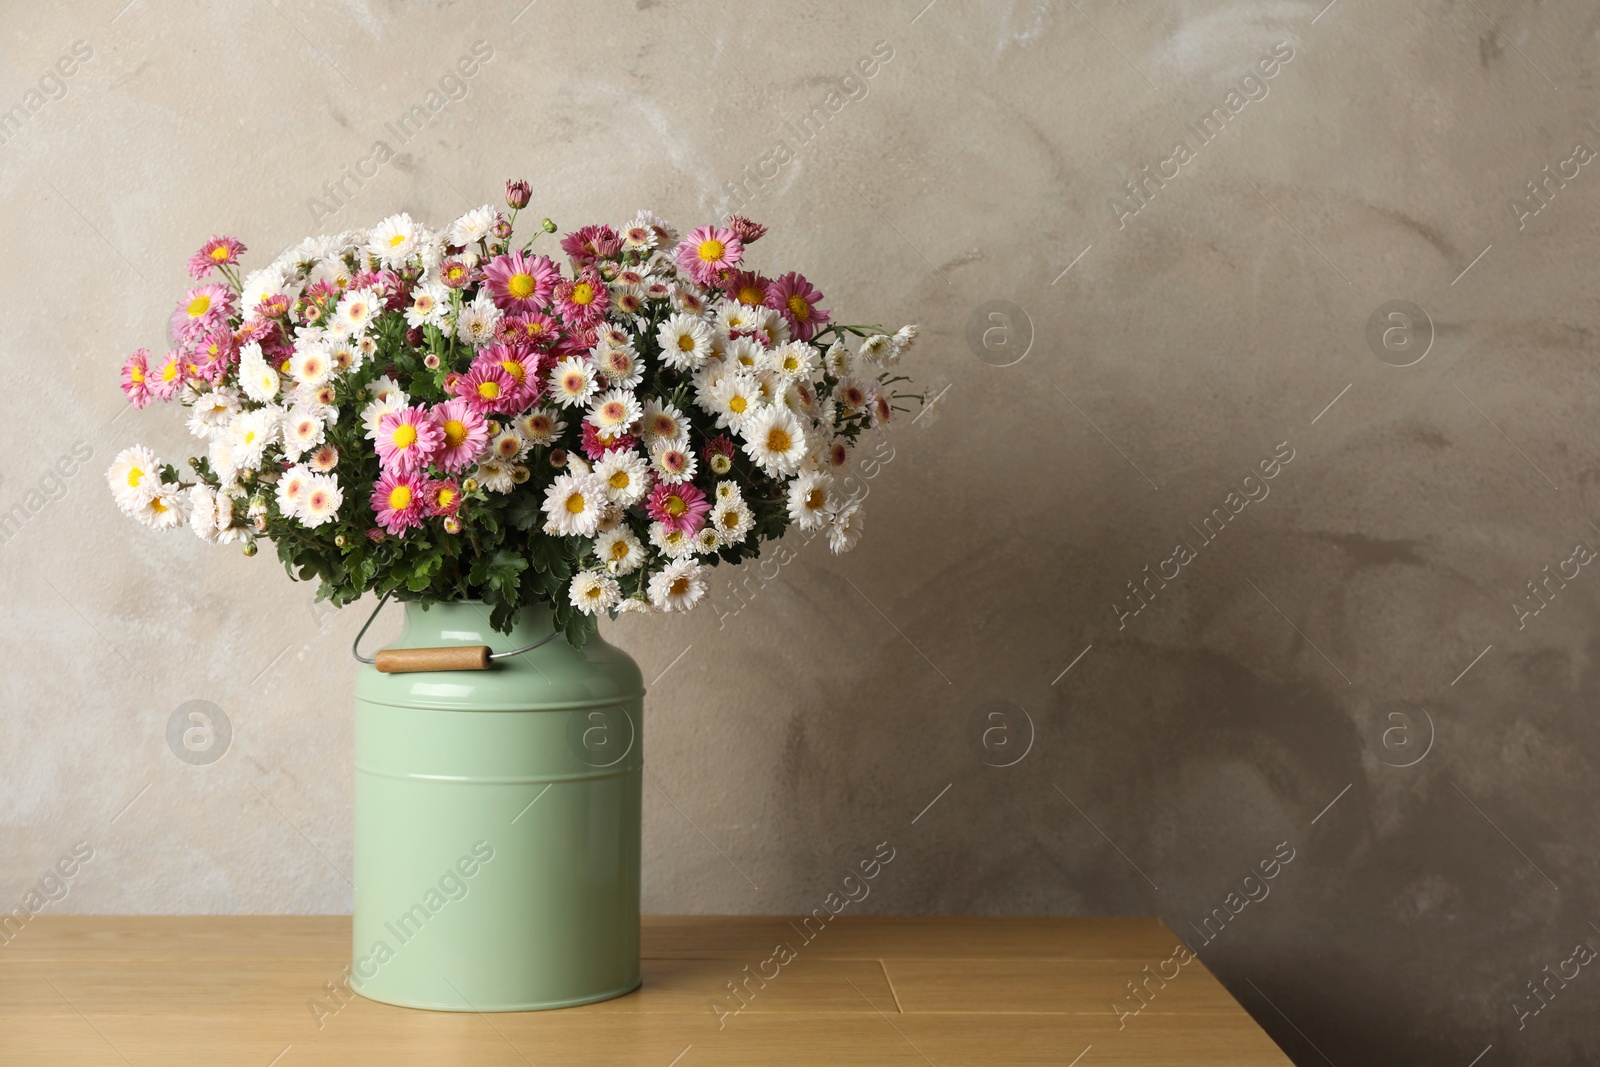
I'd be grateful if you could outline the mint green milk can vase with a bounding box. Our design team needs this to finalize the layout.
[349,599,644,1011]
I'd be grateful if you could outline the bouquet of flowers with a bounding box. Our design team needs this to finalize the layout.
[107,181,920,646]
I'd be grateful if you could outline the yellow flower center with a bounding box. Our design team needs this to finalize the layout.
[186,295,211,317]
[610,541,629,559]
[609,471,630,489]
[766,428,792,453]
[388,485,412,510]
[437,488,456,508]
[806,489,824,508]
[151,498,168,514]
[507,273,535,299]
[737,285,764,305]
[477,380,501,400]
[392,424,417,449]
[697,239,725,263]
[786,294,811,321]
[443,420,468,447]
[210,246,231,262]
[500,360,525,382]
[729,396,747,414]
[388,233,406,247]
[446,265,465,281]
[130,365,145,383]
[570,282,595,306]
[126,467,144,487]
[243,430,257,444]
[678,335,696,352]
[670,576,689,596]
[161,361,179,383]
[664,495,686,518]
[565,493,586,514]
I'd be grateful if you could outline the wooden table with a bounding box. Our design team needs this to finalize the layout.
[1,916,1291,1065]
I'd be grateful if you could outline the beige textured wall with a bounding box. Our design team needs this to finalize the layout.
[3,1,1599,1063]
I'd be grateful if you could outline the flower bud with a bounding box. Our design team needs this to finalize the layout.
[443,516,462,534]
[423,353,441,370]
[242,541,258,557]
[462,478,479,493]
[541,218,557,234]
[492,217,513,241]
[505,179,532,209]
[334,534,347,547]
[405,327,423,346]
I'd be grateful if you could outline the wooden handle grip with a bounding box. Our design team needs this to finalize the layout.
[374,645,492,674]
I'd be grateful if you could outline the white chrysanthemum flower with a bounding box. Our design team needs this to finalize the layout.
[648,521,694,559]
[228,408,279,471]
[208,436,240,492]
[823,340,852,377]
[475,459,517,494]
[669,283,708,315]
[708,371,764,432]
[858,333,893,363]
[328,338,362,374]
[569,570,622,615]
[833,374,874,414]
[366,374,406,404]
[693,526,722,554]
[541,472,607,537]
[656,313,712,371]
[594,526,645,575]
[889,324,918,362]
[649,441,696,484]
[309,256,354,291]
[186,387,240,439]
[787,471,834,531]
[134,484,186,530]
[710,498,754,545]
[368,212,421,267]
[594,341,644,389]
[446,205,497,247]
[771,341,818,381]
[648,558,707,613]
[488,429,528,464]
[740,405,807,476]
[746,304,789,346]
[281,406,326,461]
[275,464,313,519]
[361,394,406,440]
[726,336,764,371]
[549,357,599,409]
[594,449,651,506]
[517,409,566,447]
[331,289,380,337]
[456,293,501,346]
[289,342,333,387]
[713,480,743,504]
[586,389,642,437]
[822,435,852,474]
[239,342,280,403]
[717,299,762,336]
[188,484,218,542]
[828,499,865,554]
[300,474,343,528]
[638,399,686,445]
[107,445,162,512]
[405,283,450,329]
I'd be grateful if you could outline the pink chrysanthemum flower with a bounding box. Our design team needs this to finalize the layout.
[676,225,743,284]
[560,224,621,265]
[186,236,246,280]
[375,405,443,474]
[764,271,830,341]
[171,284,234,341]
[580,422,637,461]
[439,258,477,289]
[120,349,153,408]
[452,360,519,416]
[429,398,489,473]
[371,471,426,536]
[186,330,235,385]
[484,250,558,313]
[477,345,541,410]
[554,268,609,328]
[149,349,186,401]
[647,481,711,536]
[496,311,560,350]
[425,478,464,517]
[726,216,767,244]
[722,270,772,308]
